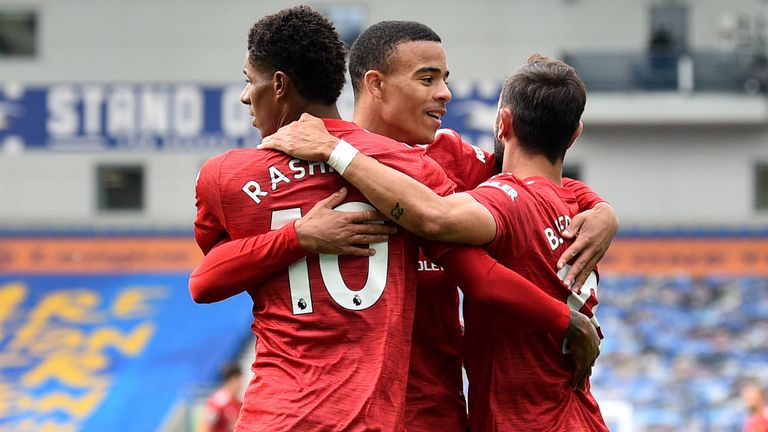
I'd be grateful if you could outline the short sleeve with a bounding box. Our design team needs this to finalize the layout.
[427,129,498,191]
[562,177,605,211]
[467,176,531,251]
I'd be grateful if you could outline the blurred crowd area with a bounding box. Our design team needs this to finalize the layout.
[592,275,768,431]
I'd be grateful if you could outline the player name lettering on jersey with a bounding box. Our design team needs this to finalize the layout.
[478,180,518,201]
[471,145,486,163]
[417,260,443,272]
[242,159,335,204]
[543,214,573,251]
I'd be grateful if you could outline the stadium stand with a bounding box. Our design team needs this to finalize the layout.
[592,274,768,431]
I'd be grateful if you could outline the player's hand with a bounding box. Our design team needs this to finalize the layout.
[557,202,619,291]
[258,113,340,161]
[564,309,600,391]
[295,187,397,256]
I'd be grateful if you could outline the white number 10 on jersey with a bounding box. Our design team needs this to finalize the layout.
[271,202,389,315]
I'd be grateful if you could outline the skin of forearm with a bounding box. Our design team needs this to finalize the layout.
[342,154,446,236]
[341,153,472,242]
[266,127,493,244]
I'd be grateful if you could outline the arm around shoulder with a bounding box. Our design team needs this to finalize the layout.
[432,245,571,338]
[338,152,496,245]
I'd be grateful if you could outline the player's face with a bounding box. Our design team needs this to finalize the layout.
[378,41,451,145]
[742,386,762,411]
[240,53,280,138]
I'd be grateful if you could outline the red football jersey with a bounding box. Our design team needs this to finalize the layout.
[746,410,768,432]
[407,129,606,431]
[562,177,605,210]
[402,129,498,430]
[464,174,607,432]
[194,118,455,431]
[425,129,498,191]
[202,389,243,432]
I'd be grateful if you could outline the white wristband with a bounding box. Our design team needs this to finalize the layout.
[327,139,359,175]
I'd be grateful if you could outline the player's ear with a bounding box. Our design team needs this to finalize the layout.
[363,70,385,100]
[497,107,512,140]
[273,71,290,98]
[567,121,583,149]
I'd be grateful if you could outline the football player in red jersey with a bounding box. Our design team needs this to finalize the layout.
[199,363,243,432]
[260,54,611,431]
[743,382,768,432]
[192,7,596,431]
[194,7,455,430]
[345,22,614,431]
[192,18,615,431]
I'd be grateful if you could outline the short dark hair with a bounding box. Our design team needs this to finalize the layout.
[247,5,347,105]
[500,54,586,164]
[348,21,441,97]
[220,363,242,381]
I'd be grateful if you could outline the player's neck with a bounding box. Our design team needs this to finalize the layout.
[501,149,562,185]
[351,108,413,145]
[351,99,388,137]
[351,102,374,130]
[302,103,341,121]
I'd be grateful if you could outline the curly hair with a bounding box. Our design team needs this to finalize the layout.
[348,21,441,98]
[247,5,347,105]
[500,54,586,164]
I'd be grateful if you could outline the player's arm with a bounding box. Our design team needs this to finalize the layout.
[259,114,497,245]
[340,165,494,244]
[190,187,396,303]
[446,137,619,292]
[192,154,271,303]
[194,155,231,255]
[190,224,304,303]
[435,131,618,292]
[429,244,600,390]
[559,178,620,290]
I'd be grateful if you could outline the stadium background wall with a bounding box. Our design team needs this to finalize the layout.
[2,0,768,431]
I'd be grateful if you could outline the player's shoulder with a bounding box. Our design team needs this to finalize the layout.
[478,173,555,203]
[207,388,231,408]
[524,176,575,198]
[201,148,245,169]
[429,129,492,164]
[347,128,431,161]
[474,173,526,200]
[216,147,263,164]
[339,127,416,158]
[561,176,586,188]
[435,128,462,141]
[206,147,283,171]
[506,176,577,210]
[430,128,463,148]
[359,128,412,150]
[479,172,526,187]
[198,149,241,178]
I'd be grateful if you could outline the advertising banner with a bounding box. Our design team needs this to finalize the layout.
[0,81,500,152]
